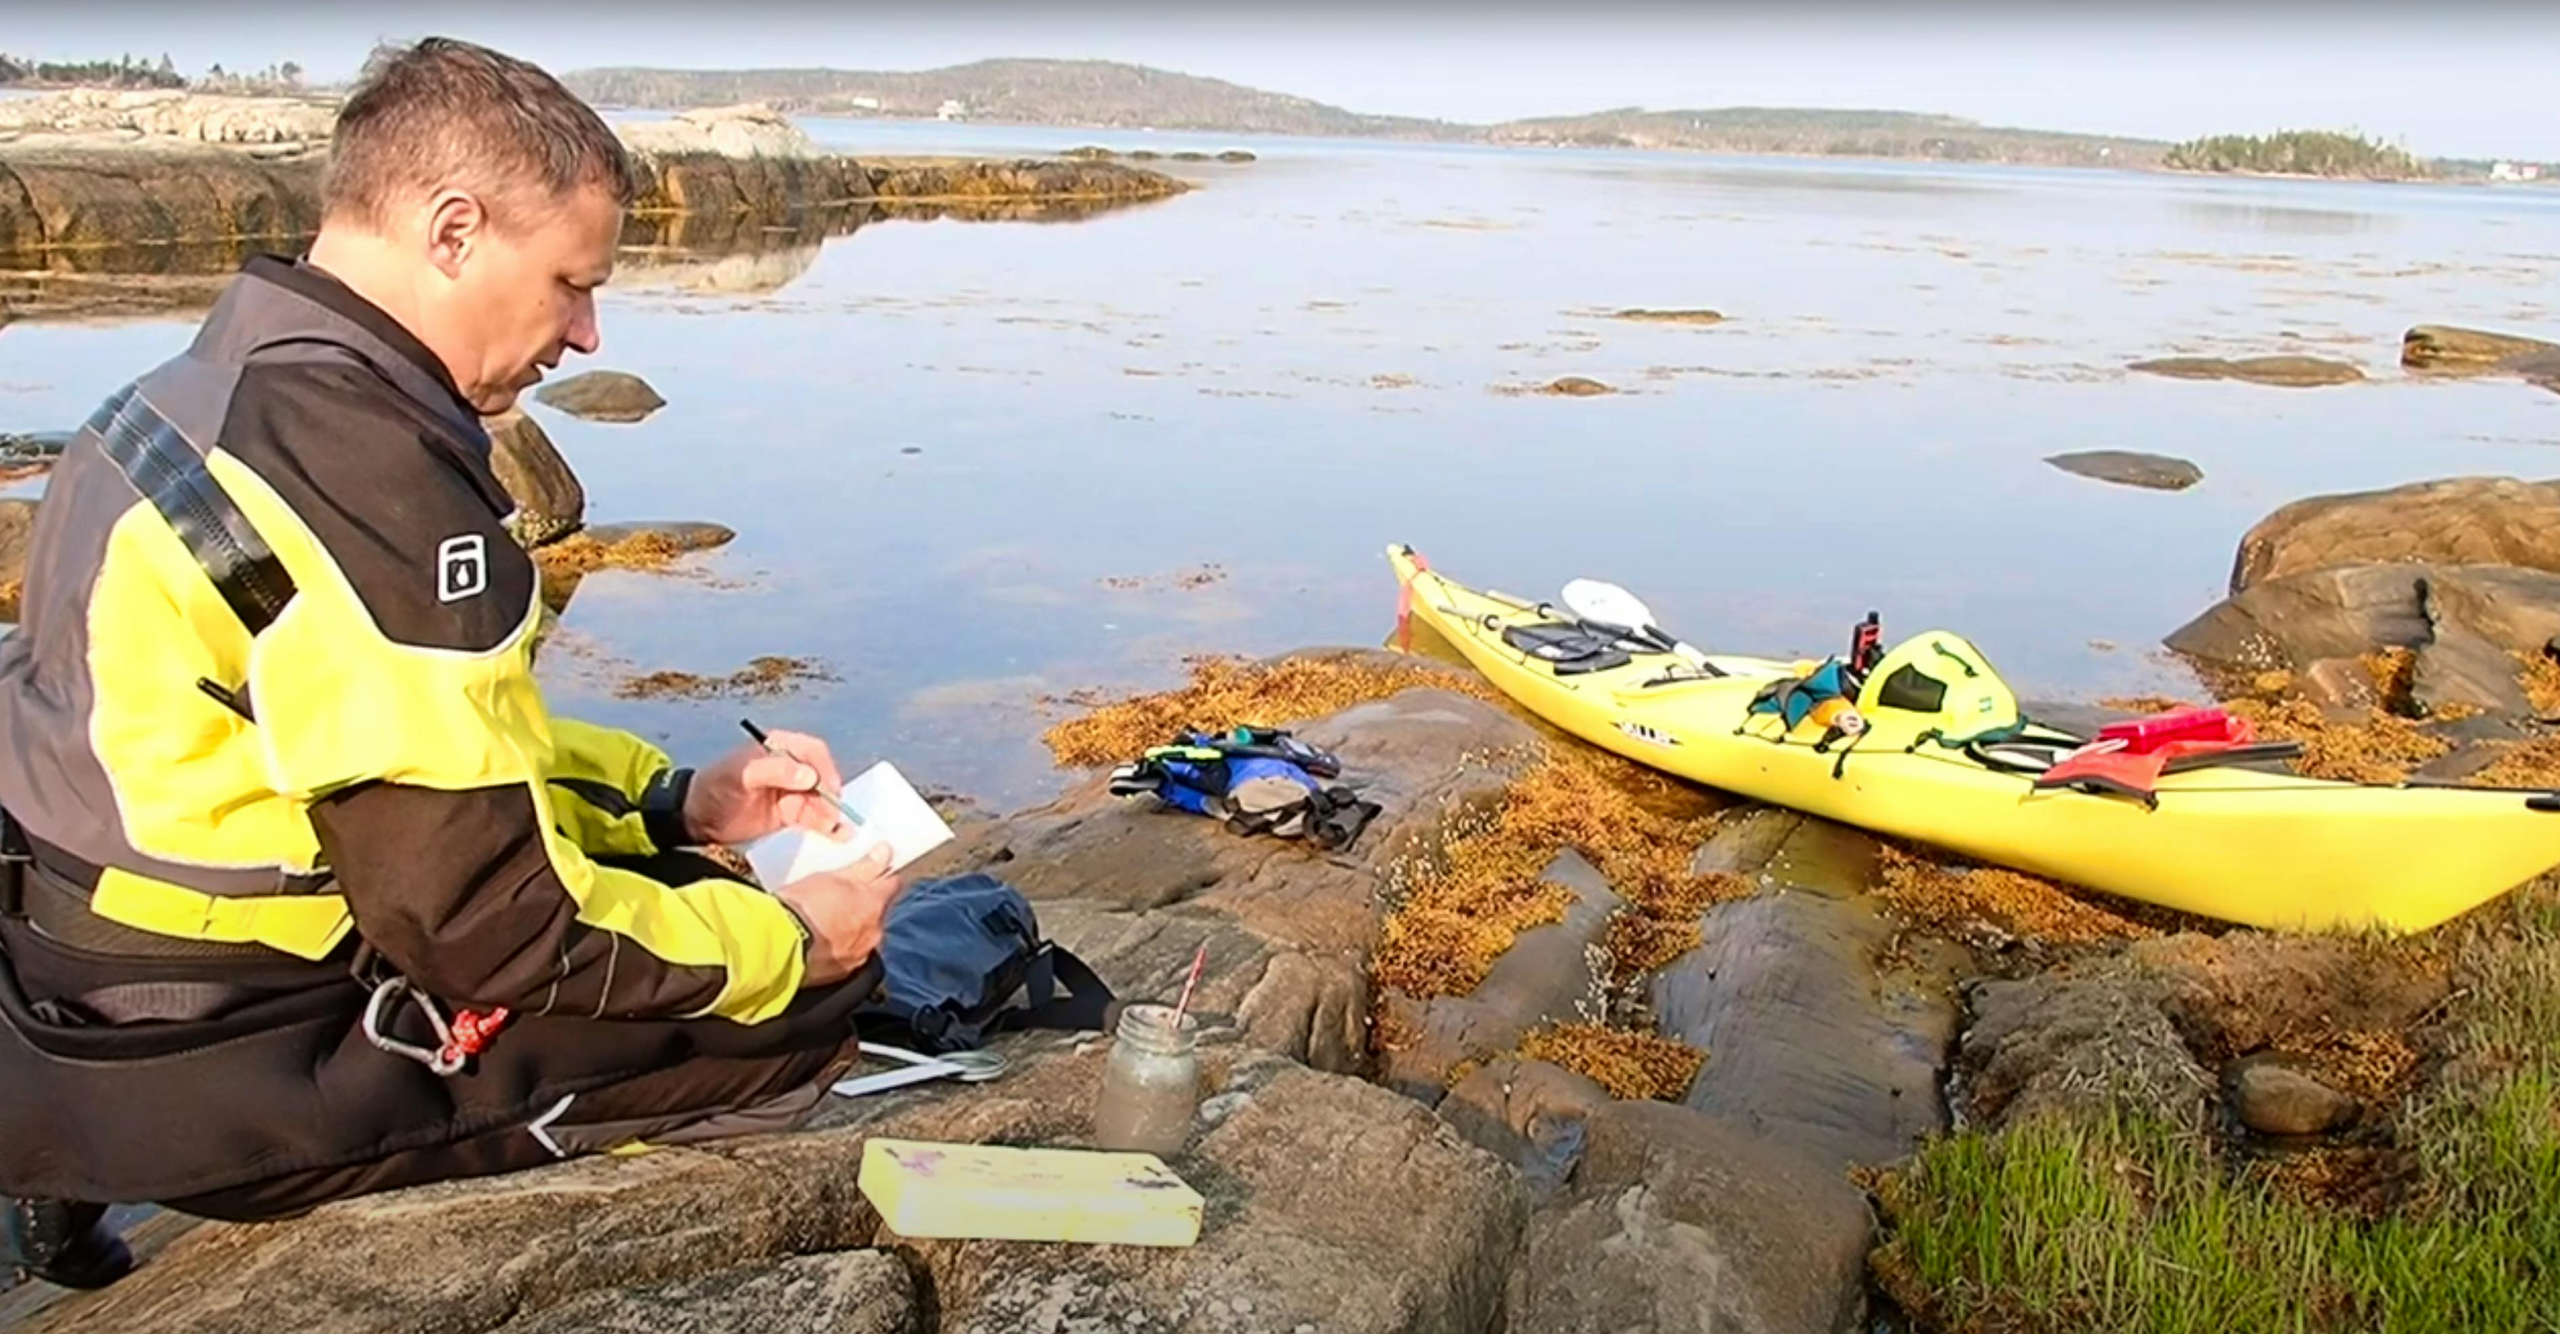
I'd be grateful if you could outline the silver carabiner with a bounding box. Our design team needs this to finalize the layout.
[361,976,465,1077]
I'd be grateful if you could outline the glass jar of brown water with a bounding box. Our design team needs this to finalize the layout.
[1093,1003,1199,1156]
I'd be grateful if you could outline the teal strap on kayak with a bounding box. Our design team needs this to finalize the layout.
[1905,719,2032,754]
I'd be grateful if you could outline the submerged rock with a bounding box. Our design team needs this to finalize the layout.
[2400,323,2560,371]
[2128,355,2364,387]
[533,370,667,423]
[2045,448,2203,491]
[1609,308,1726,325]
[2227,475,2560,594]
[484,409,585,547]
[533,521,738,613]
[1652,808,1966,1174]
[577,520,735,553]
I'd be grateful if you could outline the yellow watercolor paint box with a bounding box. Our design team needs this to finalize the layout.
[857,1137,1205,1248]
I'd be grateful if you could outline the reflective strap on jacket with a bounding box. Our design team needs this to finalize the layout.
[89,867,352,961]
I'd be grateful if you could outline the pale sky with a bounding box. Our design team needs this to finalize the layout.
[7,2,2559,159]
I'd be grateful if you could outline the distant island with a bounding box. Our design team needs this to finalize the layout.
[2163,129,2431,181]
[563,59,1462,142]
[1482,106,2163,168]
[561,59,2167,169]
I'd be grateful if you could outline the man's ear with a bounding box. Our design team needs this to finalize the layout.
[422,189,488,280]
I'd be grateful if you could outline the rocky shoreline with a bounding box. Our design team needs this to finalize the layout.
[18,592,2552,1329]
[0,96,1186,263]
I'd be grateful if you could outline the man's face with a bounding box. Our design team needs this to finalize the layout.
[418,182,621,415]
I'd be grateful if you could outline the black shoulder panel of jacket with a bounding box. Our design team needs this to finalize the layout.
[219,360,531,653]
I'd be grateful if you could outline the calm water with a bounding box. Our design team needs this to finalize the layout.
[5,121,2558,807]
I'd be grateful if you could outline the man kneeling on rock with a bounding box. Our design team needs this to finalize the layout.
[0,38,901,1289]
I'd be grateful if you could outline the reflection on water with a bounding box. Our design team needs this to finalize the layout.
[870,194,1183,225]
[1553,158,2000,196]
[1,193,1171,317]
[2176,199,2394,236]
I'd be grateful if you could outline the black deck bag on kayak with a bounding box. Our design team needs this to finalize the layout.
[852,873,1114,1054]
[1501,622,1634,675]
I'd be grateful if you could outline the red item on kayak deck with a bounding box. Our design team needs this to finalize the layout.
[2094,706,2254,754]
[2034,706,2262,806]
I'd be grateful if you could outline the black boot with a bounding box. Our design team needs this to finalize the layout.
[2,1198,134,1290]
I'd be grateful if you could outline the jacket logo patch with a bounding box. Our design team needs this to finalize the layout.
[437,534,488,604]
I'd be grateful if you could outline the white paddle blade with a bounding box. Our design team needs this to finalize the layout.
[1561,578,1657,632]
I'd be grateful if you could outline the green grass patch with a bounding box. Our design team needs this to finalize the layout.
[1871,880,2560,1334]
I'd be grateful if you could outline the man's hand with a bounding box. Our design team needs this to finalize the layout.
[686,730,851,847]
[778,844,902,986]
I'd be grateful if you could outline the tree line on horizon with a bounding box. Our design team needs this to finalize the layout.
[0,51,307,96]
[0,52,185,90]
[2163,128,2431,180]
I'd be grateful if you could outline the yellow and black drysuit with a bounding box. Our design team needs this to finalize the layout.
[0,255,876,1220]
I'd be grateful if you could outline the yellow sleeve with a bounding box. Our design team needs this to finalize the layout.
[544,716,680,858]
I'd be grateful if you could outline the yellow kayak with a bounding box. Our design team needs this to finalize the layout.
[1387,543,2560,935]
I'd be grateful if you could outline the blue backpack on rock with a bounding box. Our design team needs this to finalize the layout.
[854,873,1115,1054]
[1108,727,1383,852]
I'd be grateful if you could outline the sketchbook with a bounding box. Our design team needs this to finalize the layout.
[740,760,954,887]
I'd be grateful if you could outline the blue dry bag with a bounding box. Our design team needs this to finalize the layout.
[853,873,1115,1054]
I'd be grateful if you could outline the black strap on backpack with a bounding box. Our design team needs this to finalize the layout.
[1003,945,1116,1035]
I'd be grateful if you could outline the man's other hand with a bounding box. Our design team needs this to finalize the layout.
[686,730,851,846]
[778,844,902,986]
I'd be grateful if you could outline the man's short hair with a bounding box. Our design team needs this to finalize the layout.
[323,37,636,228]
